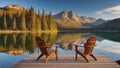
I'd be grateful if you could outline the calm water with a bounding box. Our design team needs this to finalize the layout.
[0,32,120,68]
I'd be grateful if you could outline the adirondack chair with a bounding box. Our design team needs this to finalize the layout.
[35,36,58,63]
[74,36,97,63]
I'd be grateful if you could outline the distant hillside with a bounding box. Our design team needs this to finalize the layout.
[97,18,120,30]
[83,18,106,27]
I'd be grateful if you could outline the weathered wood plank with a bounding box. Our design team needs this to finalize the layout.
[13,53,120,68]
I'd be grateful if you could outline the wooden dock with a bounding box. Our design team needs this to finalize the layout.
[13,53,120,68]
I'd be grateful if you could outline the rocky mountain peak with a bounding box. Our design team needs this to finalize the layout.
[62,10,69,19]
[68,10,80,21]
[68,10,74,15]
[54,10,69,19]
[54,10,80,21]
[4,4,24,10]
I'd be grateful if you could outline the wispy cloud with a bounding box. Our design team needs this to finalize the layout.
[95,5,120,20]
[96,5,120,15]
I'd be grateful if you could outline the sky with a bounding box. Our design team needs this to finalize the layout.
[0,0,120,20]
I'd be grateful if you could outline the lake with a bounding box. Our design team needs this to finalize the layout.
[0,32,120,68]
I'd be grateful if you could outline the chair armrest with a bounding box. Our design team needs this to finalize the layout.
[52,45,59,49]
[46,43,59,49]
[46,43,52,46]
[84,45,97,47]
[73,43,84,51]
[52,45,59,47]
[73,43,84,47]
[51,45,59,51]
[38,46,51,48]
[46,43,59,47]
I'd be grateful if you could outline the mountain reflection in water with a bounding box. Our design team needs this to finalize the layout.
[0,32,120,59]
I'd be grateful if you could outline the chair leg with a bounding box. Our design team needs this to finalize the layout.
[55,46,58,60]
[36,54,43,61]
[75,52,78,60]
[83,56,89,63]
[55,50,58,60]
[77,51,89,63]
[45,52,55,63]
[90,54,97,61]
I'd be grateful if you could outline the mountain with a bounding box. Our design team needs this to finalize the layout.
[54,10,82,28]
[54,10,69,19]
[91,18,106,26]
[97,18,120,29]
[80,16,96,23]
[68,11,80,22]
[83,18,106,26]
[54,10,99,29]
[54,10,96,23]
[2,4,24,10]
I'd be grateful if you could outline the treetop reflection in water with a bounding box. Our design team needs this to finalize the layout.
[94,32,120,42]
[0,33,58,55]
[0,32,120,56]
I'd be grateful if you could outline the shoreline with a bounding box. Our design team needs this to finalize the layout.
[0,30,32,34]
[0,30,120,34]
[0,30,58,34]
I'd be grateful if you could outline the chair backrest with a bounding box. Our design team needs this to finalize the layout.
[35,36,48,55]
[84,36,96,55]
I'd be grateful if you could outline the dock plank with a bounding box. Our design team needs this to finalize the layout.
[13,53,120,68]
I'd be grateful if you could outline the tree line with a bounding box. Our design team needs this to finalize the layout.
[0,6,58,32]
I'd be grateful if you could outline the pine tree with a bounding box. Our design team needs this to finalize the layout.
[41,9,48,31]
[12,17,17,30]
[49,12,53,31]
[8,10,13,19]
[25,9,31,30]
[20,12,26,30]
[38,9,41,18]
[36,18,41,31]
[16,11,21,30]
[7,10,13,29]
[49,12,57,31]
[29,6,36,31]
[36,9,41,31]
[3,13,7,29]
[46,15,50,30]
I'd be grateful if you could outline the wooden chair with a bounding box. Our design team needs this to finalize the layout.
[75,36,97,63]
[35,36,58,63]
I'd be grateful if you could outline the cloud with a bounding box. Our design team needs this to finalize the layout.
[96,5,120,15]
[94,5,120,20]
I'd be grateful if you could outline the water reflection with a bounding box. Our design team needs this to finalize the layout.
[0,32,120,57]
[96,39,120,54]
[55,33,90,50]
[94,32,120,42]
[0,32,120,55]
[0,33,57,55]
[0,32,120,68]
